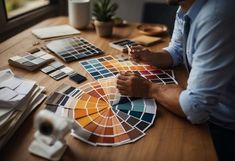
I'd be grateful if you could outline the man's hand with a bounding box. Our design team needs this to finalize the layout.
[116,71,185,117]
[128,45,174,68]
[129,45,157,66]
[116,71,152,97]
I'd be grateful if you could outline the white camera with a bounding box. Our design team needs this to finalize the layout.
[29,110,72,161]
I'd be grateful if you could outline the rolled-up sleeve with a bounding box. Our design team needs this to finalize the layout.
[179,16,235,124]
[180,90,212,124]
[164,8,184,66]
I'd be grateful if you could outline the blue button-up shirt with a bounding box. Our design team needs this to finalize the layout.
[164,0,235,130]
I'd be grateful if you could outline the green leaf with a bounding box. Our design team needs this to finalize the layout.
[92,0,118,21]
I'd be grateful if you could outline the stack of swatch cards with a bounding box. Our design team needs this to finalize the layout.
[46,37,104,62]
[8,48,55,71]
[45,77,157,146]
[80,55,178,85]
[0,69,46,149]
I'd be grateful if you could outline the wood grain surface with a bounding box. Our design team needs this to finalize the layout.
[0,16,218,161]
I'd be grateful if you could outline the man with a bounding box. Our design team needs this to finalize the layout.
[116,0,235,161]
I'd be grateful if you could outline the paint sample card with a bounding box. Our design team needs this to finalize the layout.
[8,50,54,71]
[109,39,139,53]
[40,61,75,81]
[40,61,64,74]
[45,77,157,146]
[69,73,87,84]
[80,55,178,85]
[46,37,104,62]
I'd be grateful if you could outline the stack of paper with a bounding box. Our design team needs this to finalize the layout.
[0,69,47,149]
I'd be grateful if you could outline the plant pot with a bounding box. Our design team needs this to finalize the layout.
[94,20,114,37]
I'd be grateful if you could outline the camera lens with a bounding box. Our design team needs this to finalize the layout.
[39,119,53,136]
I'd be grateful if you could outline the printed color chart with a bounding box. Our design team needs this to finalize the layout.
[109,39,138,52]
[46,37,103,62]
[45,77,157,146]
[80,55,177,84]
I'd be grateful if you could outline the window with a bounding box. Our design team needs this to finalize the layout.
[5,0,50,19]
[0,0,60,42]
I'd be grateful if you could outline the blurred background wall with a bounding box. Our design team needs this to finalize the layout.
[61,0,178,35]
[61,0,178,22]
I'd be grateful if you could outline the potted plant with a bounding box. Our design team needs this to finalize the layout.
[92,0,118,37]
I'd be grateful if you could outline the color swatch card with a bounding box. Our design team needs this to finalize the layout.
[40,61,65,74]
[80,55,178,85]
[45,77,157,146]
[109,36,162,52]
[109,39,139,53]
[8,49,54,71]
[40,61,74,81]
[49,66,74,80]
[46,37,104,62]
[32,25,81,39]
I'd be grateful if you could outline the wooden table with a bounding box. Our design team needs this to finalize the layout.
[0,16,218,161]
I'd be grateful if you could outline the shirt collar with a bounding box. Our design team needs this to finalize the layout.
[185,0,207,22]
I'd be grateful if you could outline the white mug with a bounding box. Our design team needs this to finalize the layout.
[68,0,90,29]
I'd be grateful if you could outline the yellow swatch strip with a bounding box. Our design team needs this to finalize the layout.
[76,116,92,127]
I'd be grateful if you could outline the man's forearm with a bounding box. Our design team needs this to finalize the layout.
[149,83,186,117]
[152,50,174,68]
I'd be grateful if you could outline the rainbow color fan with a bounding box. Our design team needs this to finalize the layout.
[45,77,157,146]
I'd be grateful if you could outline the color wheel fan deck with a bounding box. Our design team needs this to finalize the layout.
[45,77,157,146]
